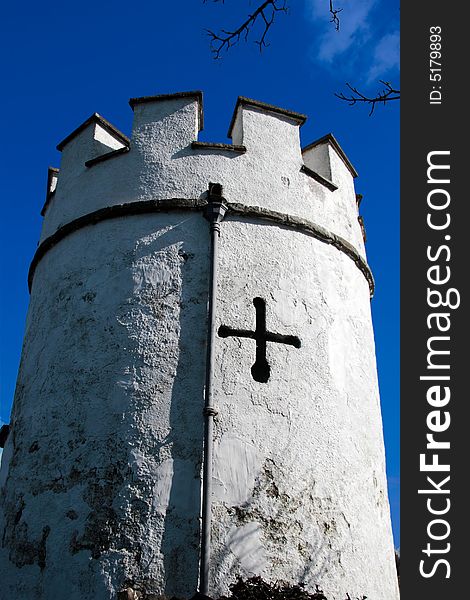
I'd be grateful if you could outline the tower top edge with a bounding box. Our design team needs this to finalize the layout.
[54,92,312,158]
[129,91,204,131]
[56,112,130,152]
[227,96,307,139]
[302,132,358,178]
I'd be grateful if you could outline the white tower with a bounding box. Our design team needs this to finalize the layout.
[0,92,399,600]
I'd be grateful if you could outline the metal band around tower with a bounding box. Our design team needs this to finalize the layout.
[28,199,375,297]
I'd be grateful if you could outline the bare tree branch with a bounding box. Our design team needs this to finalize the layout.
[204,1,343,59]
[203,2,400,115]
[205,0,289,59]
[335,81,401,115]
[329,0,343,31]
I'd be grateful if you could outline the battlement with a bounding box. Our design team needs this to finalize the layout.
[40,91,364,259]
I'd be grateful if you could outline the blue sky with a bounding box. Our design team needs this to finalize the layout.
[0,0,400,544]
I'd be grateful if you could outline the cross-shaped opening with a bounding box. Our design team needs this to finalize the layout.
[218,297,301,383]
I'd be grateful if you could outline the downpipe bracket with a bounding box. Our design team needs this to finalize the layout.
[204,183,227,232]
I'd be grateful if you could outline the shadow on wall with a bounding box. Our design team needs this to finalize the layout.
[158,215,210,597]
[0,209,210,598]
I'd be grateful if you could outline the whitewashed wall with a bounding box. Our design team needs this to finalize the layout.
[0,93,398,600]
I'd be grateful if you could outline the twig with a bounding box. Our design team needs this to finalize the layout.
[335,81,401,116]
[205,0,289,59]
[329,0,343,31]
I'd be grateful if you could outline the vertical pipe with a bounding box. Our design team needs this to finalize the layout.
[199,185,227,596]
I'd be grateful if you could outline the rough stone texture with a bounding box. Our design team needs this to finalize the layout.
[0,93,398,600]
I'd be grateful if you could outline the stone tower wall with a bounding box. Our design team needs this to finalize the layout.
[0,92,398,600]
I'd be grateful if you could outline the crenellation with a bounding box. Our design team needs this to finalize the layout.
[303,138,332,181]
[57,114,128,187]
[129,92,202,157]
[129,91,204,127]
[36,95,367,273]
[302,133,364,255]
[56,112,129,153]
[302,134,358,238]
[303,133,358,180]
[227,96,306,139]
[46,94,363,254]
[228,99,305,166]
[40,166,59,216]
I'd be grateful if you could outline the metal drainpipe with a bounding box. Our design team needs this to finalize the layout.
[199,183,227,596]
